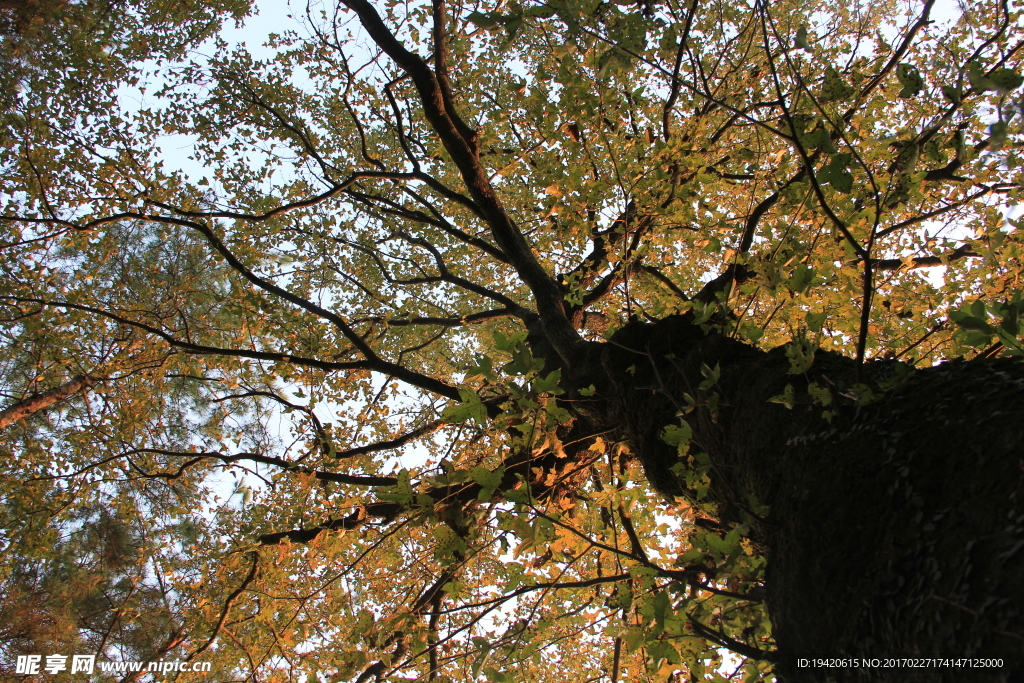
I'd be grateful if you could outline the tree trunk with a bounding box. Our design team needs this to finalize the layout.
[575,315,1024,682]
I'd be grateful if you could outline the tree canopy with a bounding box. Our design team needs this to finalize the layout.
[1,0,1022,680]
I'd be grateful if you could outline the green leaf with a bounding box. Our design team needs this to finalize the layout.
[767,384,796,409]
[818,152,853,192]
[741,324,764,342]
[832,170,853,193]
[967,61,997,91]
[470,465,504,490]
[998,303,1019,336]
[806,311,827,332]
[802,125,838,153]
[531,369,562,394]
[950,313,992,332]
[896,63,924,98]
[443,389,490,426]
[598,47,631,77]
[940,85,962,103]
[820,67,854,101]
[484,667,510,682]
[794,25,812,51]
[397,468,412,493]
[661,421,693,451]
[961,329,995,347]
[988,120,1008,150]
[466,11,504,29]
[522,5,557,19]
[785,336,816,374]
[652,589,671,628]
[990,68,1024,92]
[466,354,496,382]
[504,488,528,504]
[698,362,720,390]
[807,381,832,407]
[498,15,523,50]
[788,263,815,293]
[702,236,722,253]
[493,329,528,352]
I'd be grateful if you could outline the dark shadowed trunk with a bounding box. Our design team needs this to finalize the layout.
[566,314,1024,682]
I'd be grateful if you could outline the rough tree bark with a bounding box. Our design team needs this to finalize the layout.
[564,314,1024,682]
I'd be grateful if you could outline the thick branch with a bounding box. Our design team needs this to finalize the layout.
[341,0,583,368]
[120,448,400,486]
[353,308,523,328]
[259,501,404,544]
[687,615,777,661]
[875,186,993,239]
[333,419,446,459]
[430,0,476,146]
[0,374,94,429]
[738,169,806,254]
[640,265,690,302]
[869,245,979,270]
[564,201,637,291]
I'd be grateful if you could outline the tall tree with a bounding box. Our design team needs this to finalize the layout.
[1,0,1023,681]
